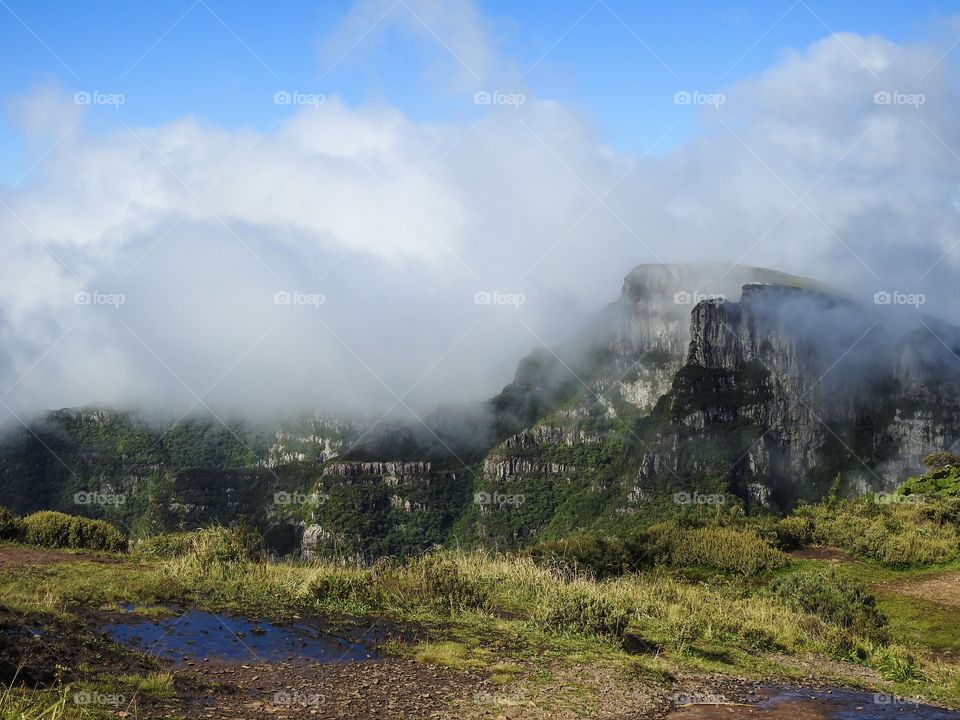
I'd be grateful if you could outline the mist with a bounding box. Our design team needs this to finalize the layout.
[2,1,960,427]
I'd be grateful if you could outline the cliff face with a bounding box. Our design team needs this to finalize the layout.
[635,282,960,507]
[466,267,960,545]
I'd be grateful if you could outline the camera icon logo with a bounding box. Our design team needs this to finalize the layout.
[873,90,892,105]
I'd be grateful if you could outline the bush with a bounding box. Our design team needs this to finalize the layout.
[308,569,376,606]
[528,533,631,579]
[185,526,261,567]
[400,553,489,613]
[922,452,960,469]
[799,500,958,567]
[22,511,127,552]
[540,587,629,638]
[649,523,787,576]
[0,506,24,541]
[772,516,813,550]
[771,568,887,642]
[134,531,197,559]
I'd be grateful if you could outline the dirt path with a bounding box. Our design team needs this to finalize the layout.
[884,570,960,608]
[0,544,117,566]
[788,547,859,564]
[151,658,491,719]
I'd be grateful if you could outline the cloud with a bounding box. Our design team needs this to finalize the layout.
[1,1,959,425]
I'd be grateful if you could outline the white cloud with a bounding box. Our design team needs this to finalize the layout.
[1,3,959,422]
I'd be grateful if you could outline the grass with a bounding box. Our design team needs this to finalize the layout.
[116,671,176,699]
[0,687,70,720]
[1,498,960,716]
[878,595,960,653]
[148,538,960,703]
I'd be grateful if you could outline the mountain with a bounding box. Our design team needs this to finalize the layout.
[1,263,958,557]
[459,265,960,547]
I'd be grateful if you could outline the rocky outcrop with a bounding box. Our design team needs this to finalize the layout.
[324,461,435,485]
[637,282,960,502]
[483,454,575,483]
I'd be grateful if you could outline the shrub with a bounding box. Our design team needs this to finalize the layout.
[649,523,787,576]
[922,452,960,469]
[527,533,631,579]
[875,527,956,567]
[400,553,489,613]
[134,531,197,559]
[772,516,813,550]
[0,506,24,541]
[770,568,887,642]
[186,526,261,567]
[799,500,958,567]
[22,511,127,552]
[68,517,127,552]
[22,511,72,548]
[540,587,630,638]
[308,569,376,606]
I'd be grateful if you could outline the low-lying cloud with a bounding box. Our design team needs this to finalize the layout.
[1,1,959,425]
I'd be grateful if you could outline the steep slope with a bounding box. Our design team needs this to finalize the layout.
[461,268,960,547]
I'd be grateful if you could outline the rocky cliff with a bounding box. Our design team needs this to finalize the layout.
[460,266,960,546]
[2,263,958,556]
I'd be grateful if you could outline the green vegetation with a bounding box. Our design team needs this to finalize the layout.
[1,498,960,717]
[646,523,788,575]
[795,500,959,567]
[770,567,888,642]
[0,507,23,541]
[18,510,127,553]
[898,452,960,499]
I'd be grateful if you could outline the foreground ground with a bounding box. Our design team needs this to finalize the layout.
[1,542,959,720]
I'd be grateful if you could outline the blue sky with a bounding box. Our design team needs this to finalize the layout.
[0,0,955,183]
[2,0,960,414]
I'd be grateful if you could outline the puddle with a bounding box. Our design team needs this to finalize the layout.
[104,608,380,666]
[667,688,960,719]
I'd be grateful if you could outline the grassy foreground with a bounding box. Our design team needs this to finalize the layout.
[1,516,960,718]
